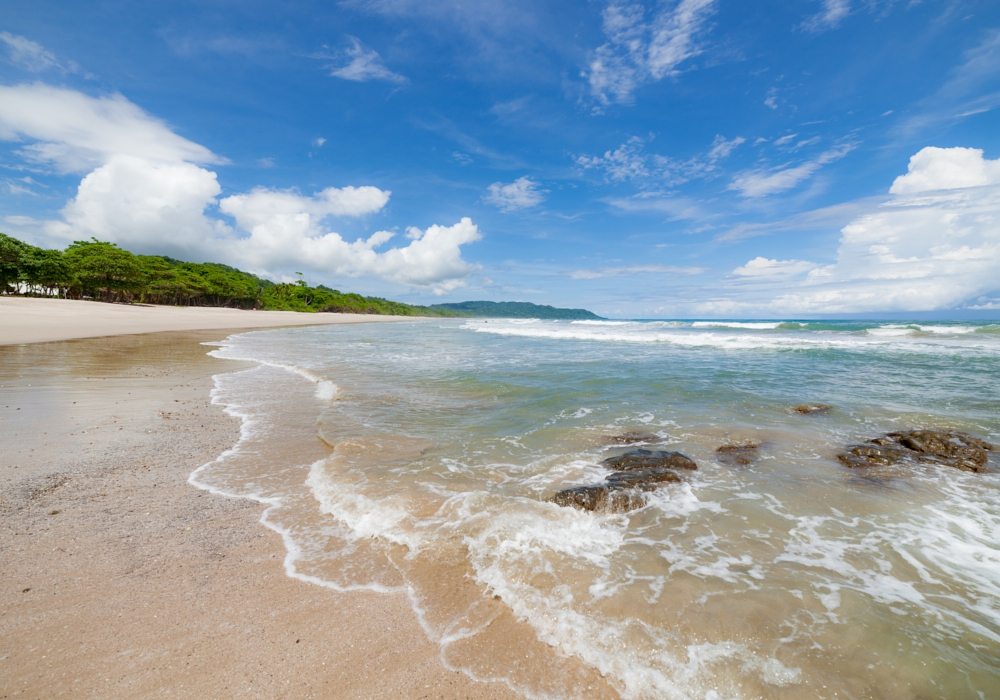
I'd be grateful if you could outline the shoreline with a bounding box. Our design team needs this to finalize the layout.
[0,297,422,346]
[0,329,520,699]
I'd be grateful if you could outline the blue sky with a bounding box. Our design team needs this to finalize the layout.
[1,0,999,317]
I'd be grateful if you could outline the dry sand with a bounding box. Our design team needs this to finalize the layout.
[0,326,523,698]
[1,297,415,346]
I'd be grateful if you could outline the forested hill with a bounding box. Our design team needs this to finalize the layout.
[0,233,457,316]
[428,301,603,320]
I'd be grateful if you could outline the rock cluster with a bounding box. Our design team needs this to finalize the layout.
[838,429,994,473]
[550,449,696,513]
[716,443,760,466]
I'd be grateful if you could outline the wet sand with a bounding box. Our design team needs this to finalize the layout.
[0,330,521,699]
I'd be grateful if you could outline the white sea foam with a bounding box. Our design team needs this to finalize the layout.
[691,321,784,329]
[314,380,338,400]
[461,319,1000,355]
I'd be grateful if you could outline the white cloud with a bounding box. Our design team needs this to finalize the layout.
[730,162,821,198]
[3,83,480,293]
[327,37,406,84]
[571,264,704,279]
[484,176,545,211]
[895,31,1000,139]
[587,0,716,106]
[47,155,229,254]
[0,32,67,73]
[706,135,745,161]
[220,190,481,294]
[731,257,815,278]
[0,83,220,173]
[313,137,327,147]
[577,133,742,186]
[764,88,778,110]
[801,0,851,33]
[729,142,855,197]
[889,146,1000,194]
[714,146,1000,314]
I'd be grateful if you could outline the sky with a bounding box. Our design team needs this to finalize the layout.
[1,0,999,318]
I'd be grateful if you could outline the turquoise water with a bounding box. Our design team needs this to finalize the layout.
[193,319,1000,699]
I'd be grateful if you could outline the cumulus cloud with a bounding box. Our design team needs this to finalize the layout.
[587,0,716,106]
[484,176,545,211]
[717,146,1000,314]
[729,142,855,198]
[47,155,229,254]
[889,146,1000,194]
[571,264,704,279]
[0,83,220,173]
[220,189,481,293]
[2,84,480,293]
[326,37,406,84]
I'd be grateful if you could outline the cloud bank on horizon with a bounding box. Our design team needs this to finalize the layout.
[1,1,998,316]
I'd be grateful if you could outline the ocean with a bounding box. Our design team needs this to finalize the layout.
[190,319,1000,699]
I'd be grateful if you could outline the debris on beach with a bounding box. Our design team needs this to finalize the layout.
[793,403,831,415]
[716,442,761,466]
[837,429,994,473]
[550,449,696,513]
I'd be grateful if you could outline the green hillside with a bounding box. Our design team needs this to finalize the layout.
[0,233,459,316]
[428,300,602,320]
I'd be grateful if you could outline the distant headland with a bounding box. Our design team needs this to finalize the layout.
[429,301,603,320]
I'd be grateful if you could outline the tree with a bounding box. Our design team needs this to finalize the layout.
[0,233,30,293]
[64,239,145,302]
[22,248,74,296]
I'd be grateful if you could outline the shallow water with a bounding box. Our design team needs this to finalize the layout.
[191,319,1000,699]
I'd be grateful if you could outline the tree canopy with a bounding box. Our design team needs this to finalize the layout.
[0,232,461,316]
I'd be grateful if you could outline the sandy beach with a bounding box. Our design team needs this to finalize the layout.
[0,302,520,699]
[0,297,418,346]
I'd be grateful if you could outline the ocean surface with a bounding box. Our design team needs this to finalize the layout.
[191,319,1000,699]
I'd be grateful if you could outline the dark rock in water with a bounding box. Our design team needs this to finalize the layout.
[716,443,760,466]
[550,449,696,513]
[837,443,910,468]
[793,403,831,415]
[550,485,646,513]
[604,431,659,445]
[605,468,682,489]
[837,429,994,473]
[601,449,697,472]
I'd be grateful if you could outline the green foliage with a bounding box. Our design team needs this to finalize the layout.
[63,239,145,302]
[428,300,603,320]
[0,232,463,316]
[0,233,31,291]
[0,233,74,295]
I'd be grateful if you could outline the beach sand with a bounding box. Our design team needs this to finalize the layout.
[1,297,417,346]
[0,308,522,698]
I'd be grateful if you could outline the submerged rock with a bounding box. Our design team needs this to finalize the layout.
[550,485,647,512]
[603,431,659,445]
[793,403,831,415]
[716,443,760,466]
[601,449,697,472]
[837,429,994,473]
[550,449,695,513]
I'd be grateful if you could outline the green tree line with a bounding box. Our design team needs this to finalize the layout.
[0,233,461,316]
